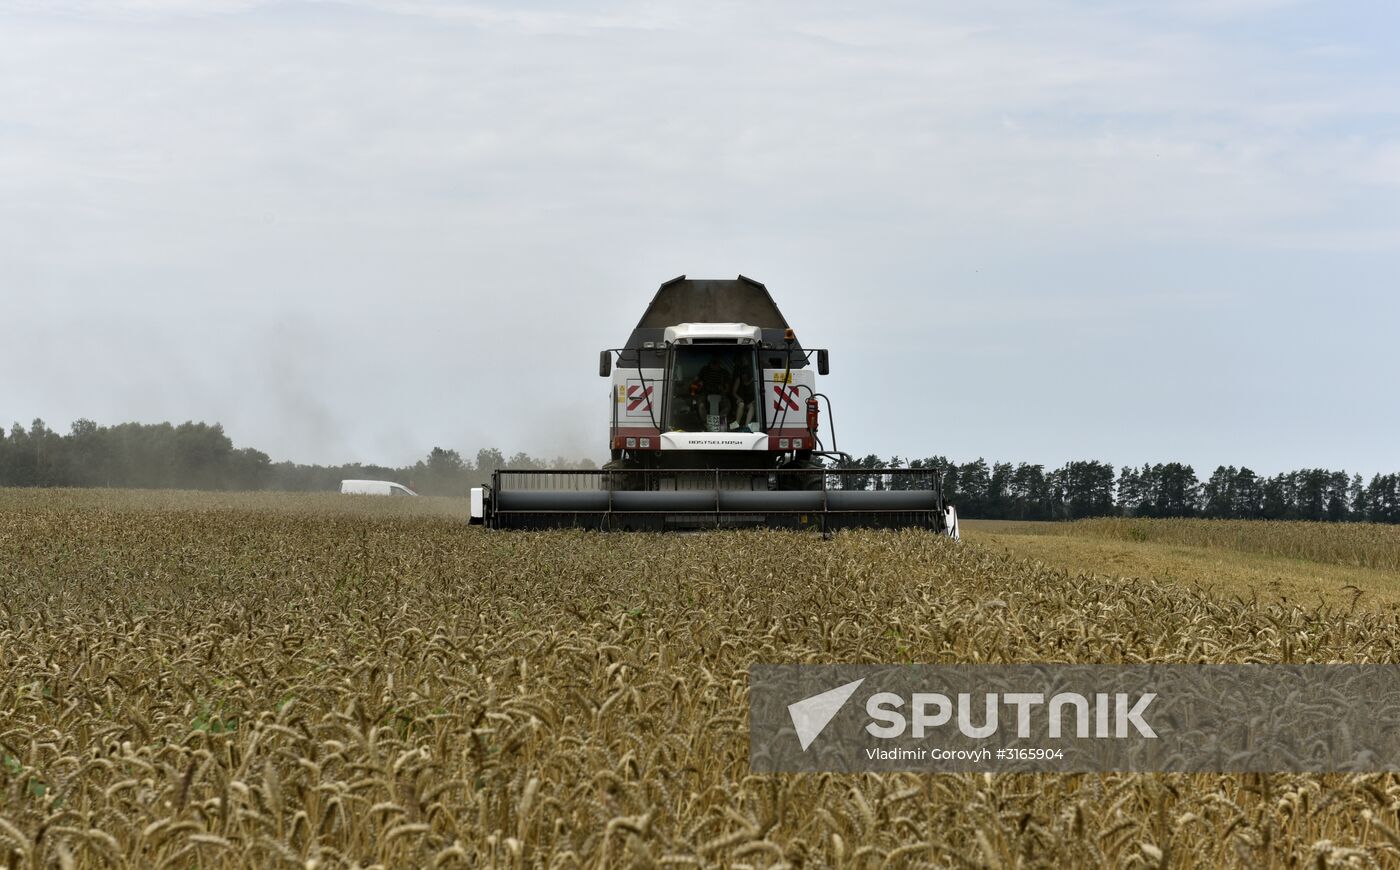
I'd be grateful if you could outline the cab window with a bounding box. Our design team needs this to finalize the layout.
[665,346,762,433]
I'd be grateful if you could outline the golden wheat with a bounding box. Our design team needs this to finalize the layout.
[1068,517,1400,571]
[1,488,1397,867]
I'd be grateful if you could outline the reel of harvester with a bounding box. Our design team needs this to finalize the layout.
[474,466,958,536]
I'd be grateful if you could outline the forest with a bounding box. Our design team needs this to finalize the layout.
[1,418,1396,523]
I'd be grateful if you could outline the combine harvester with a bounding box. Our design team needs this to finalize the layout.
[470,276,958,536]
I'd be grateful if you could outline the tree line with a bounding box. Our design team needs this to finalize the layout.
[2,419,1397,523]
[845,455,1400,524]
[0,419,594,497]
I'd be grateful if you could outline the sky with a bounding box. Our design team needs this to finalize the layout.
[3,0,1398,475]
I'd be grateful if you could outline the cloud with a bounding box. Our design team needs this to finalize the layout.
[1,0,1396,472]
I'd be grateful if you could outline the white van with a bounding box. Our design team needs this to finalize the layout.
[340,479,418,497]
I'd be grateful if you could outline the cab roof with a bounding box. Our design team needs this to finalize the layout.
[622,276,806,367]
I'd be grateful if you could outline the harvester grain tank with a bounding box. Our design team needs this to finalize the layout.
[470,276,958,535]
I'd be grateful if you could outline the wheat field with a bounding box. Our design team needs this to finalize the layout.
[1062,518,1400,572]
[3,488,1400,868]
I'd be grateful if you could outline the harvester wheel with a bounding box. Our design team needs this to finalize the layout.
[602,458,642,492]
[779,457,825,491]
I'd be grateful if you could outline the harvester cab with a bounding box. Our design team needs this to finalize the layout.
[471,276,958,536]
[604,320,819,462]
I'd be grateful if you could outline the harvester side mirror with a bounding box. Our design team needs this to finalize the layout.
[817,349,830,375]
[599,350,612,377]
